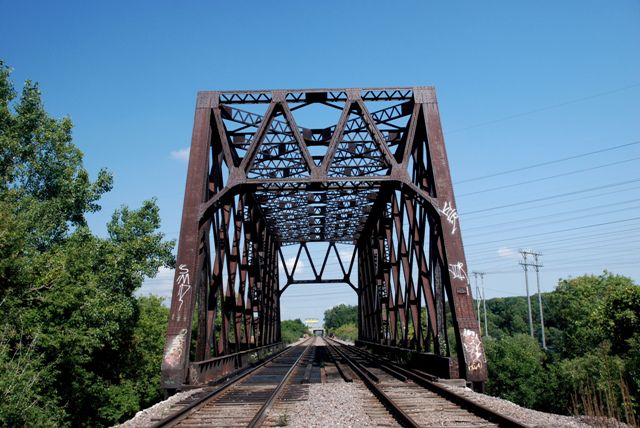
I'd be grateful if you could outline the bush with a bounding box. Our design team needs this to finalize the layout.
[324,304,357,330]
[333,323,358,342]
[280,319,308,344]
[484,334,548,409]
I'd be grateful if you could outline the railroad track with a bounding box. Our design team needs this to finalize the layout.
[324,337,530,428]
[151,336,528,427]
[151,338,314,428]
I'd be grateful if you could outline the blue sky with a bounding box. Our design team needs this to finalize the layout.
[2,1,639,324]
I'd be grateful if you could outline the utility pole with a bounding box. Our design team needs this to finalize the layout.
[531,252,546,349]
[472,271,488,337]
[480,272,489,337]
[520,249,547,348]
[473,271,481,332]
[519,250,534,337]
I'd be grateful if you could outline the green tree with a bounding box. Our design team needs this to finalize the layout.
[333,323,358,342]
[549,345,633,422]
[484,334,548,409]
[0,327,66,427]
[598,280,640,355]
[544,272,633,358]
[323,304,357,331]
[0,60,175,426]
[280,319,309,344]
[482,272,640,422]
[125,296,171,409]
[484,296,531,338]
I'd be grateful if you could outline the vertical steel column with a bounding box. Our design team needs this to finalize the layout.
[161,93,214,390]
[420,87,487,382]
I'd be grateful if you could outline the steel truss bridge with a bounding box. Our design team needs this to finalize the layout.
[161,86,487,391]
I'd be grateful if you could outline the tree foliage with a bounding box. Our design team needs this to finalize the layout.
[484,334,547,408]
[323,304,357,331]
[280,319,309,344]
[333,323,358,342]
[0,60,175,426]
[483,272,640,423]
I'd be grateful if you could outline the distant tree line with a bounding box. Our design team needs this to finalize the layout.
[323,304,358,341]
[280,319,309,343]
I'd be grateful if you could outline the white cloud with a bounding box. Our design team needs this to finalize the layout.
[338,249,355,265]
[497,247,519,259]
[137,266,175,305]
[280,256,307,277]
[169,147,190,162]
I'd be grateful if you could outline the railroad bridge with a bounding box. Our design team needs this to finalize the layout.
[161,86,487,392]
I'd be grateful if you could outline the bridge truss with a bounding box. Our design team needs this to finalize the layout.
[161,87,487,391]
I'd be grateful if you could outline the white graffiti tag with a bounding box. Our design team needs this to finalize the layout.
[440,201,459,234]
[176,264,191,314]
[448,261,468,282]
[462,329,485,372]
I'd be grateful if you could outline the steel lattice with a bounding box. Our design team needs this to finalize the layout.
[161,87,488,391]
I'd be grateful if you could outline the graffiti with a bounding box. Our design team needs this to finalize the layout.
[462,328,485,372]
[176,264,191,315]
[163,328,187,369]
[440,201,459,234]
[448,261,468,282]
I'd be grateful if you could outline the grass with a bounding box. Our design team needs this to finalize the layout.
[275,413,289,426]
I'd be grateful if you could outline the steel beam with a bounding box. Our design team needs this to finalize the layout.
[162,87,487,391]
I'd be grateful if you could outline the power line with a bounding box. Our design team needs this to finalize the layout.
[463,198,640,232]
[466,225,640,256]
[461,184,640,221]
[483,286,523,297]
[471,259,639,275]
[465,216,640,247]
[448,83,640,135]
[470,258,639,274]
[457,156,640,198]
[539,252,640,266]
[455,140,640,184]
[464,204,640,239]
[469,231,640,258]
[469,241,640,266]
[462,177,640,216]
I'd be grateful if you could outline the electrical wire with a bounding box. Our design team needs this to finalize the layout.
[455,140,640,184]
[465,216,640,247]
[465,224,640,257]
[462,197,640,232]
[461,183,640,221]
[448,83,640,136]
[457,156,640,198]
[464,204,640,239]
[462,177,640,216]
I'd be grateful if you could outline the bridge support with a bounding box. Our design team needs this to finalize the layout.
[161,87,487,391]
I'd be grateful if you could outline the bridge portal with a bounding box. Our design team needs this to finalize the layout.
[161,87,487,391]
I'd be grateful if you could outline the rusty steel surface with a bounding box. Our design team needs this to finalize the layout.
[161,87,488,392]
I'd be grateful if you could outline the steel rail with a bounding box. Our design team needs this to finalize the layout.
[150,338,312,428]
[325,338,421,428]
[247,339,314,428]
[327,338,530,428]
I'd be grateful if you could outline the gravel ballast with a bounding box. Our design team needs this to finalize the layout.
[117,381,625,428]
[115,388,203,428]
[270,382,398,428]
